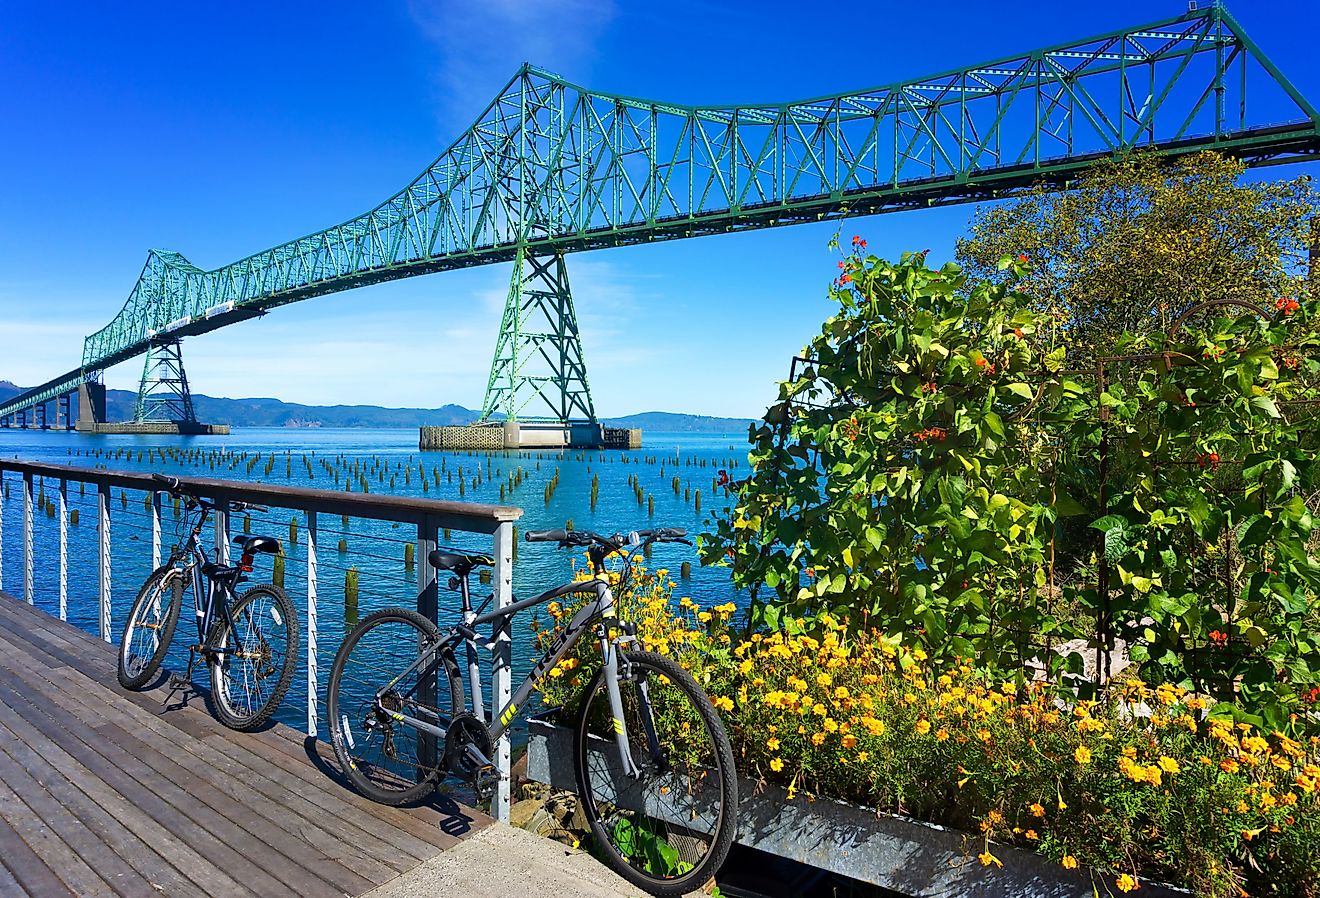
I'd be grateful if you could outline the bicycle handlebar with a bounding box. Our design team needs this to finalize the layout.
[524,527,690,548]
[150,474,266,513]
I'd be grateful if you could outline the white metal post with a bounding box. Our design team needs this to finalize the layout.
[214,500,230,565]
[22,473,33,605]
[151,491,161,570]
[306,511,318,737]
[492,520,514,823]
[58,480,67,621]
[98,483,111,641]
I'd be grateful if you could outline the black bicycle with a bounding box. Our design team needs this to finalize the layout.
[327,526,738,897]
[117,473,300,732]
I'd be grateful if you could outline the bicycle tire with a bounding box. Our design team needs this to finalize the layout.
[207,583,299,731]
[117,564,186,690]
[574,650,738,897]
[328,607,464,806]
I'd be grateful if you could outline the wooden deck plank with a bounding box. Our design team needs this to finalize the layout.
[0,722,156,898]
[0,811,77,898]
[0,589,491,898]
[0,690,257,898]
[0,656,295,897]
[0,597,474,854]
[0,714,203,897]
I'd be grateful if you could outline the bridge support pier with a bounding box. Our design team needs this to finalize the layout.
[75,382,107,432]
[479,247,596,429]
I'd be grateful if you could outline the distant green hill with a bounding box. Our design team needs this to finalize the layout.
[0,380,756,431]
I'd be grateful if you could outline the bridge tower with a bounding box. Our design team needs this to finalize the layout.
[134,338,199,425]
[479,248,596,425]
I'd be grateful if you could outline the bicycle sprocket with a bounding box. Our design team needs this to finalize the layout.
[443,712,494,779]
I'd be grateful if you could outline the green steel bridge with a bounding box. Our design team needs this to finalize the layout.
[2,2,1318,430]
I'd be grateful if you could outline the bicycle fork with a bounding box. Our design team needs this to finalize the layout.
[600,635,664,779]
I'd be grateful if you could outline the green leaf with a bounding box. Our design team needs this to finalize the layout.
[1006,383,1034,400]
[1054,492,1086,517]
[1250,395,1281,418]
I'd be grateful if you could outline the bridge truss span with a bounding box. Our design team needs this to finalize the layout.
[3,1,1318,428]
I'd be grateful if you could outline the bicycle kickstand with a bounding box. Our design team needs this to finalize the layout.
[164,646,203,702]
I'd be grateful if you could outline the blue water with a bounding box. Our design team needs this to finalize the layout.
[0,427,747,742]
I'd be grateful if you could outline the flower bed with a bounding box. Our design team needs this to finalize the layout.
[533,571,1320,897]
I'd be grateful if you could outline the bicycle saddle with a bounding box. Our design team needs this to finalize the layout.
[428,550,493,576]
[233,535,281,555]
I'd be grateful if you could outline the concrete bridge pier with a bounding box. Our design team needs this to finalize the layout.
[74,382,107,432]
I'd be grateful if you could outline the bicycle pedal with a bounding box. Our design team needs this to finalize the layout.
[474,765,500,801]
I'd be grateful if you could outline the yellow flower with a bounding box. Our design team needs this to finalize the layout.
[697,611,712,623]
[977,851,1003,869]
[1029,802,1045,818]
[1062,855,1078,870]
[816,672,833,687]
[1157,756,1180,775]
[834,686,849,700]
[936,728,950,742]
[767,736,780,751]
[1074,746,1093,765]
[841,734,858,749]
[712,695,734,712]
[811,732,826,746]
[1116,873,1138,893]
[1025,829,1038,841]
[769,757,784,772]
[915,719,931,736]
[1220,758,1240,775]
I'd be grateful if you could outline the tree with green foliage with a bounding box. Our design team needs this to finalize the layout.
[706,245,1320,728]
[956,151,1317,362]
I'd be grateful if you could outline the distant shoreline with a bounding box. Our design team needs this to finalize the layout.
[0,380,758,433]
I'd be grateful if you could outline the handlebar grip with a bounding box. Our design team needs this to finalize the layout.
[152,474,181,492]
[525,529,568,542]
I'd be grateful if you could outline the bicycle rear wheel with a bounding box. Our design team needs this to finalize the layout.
[327,607,464,806]
[118,564,185,690]
[207,584,299,731]
[575,650,738,897]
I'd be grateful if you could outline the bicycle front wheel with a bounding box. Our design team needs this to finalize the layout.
[207,584,299,731]
[118,564,185,690]
[575,650,738,897]
[327,607,464,806]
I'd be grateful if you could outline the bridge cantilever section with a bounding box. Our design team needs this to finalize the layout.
[2,1,1318,423]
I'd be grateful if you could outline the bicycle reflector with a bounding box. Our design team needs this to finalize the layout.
[239,552,255,573]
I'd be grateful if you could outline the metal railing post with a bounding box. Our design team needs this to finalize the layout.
[23,473,33,605]
[98,483,111,641]
[416,516,439,773]
[58,480,68,621]
[492,520,514,823]
[151,491,161,570]
[214,500,230,565]
[306,511,318,737]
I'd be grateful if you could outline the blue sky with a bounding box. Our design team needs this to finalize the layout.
[1,0,1317,418]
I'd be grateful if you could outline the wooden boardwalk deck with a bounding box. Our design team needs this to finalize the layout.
[0,590,492,897]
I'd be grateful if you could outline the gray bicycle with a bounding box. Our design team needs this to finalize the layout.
[117,474,299,732]
[326,526,738,897]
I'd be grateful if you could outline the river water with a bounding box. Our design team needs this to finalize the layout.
[0,427,749,739]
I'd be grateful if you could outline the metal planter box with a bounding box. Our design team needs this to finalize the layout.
[525,714,1185,898]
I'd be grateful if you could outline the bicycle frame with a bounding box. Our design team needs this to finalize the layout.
[166,502,241,654]
[380,564,654,778]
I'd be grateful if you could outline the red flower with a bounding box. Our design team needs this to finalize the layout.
[1209,629,1229,647]
[975,357,988,368]
[1014,328,1024,339]
[1017,254,1029,263]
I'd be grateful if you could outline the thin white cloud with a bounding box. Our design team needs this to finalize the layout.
[408,0,617,130]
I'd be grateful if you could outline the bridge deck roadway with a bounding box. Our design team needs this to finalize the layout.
[0,589,494,897]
